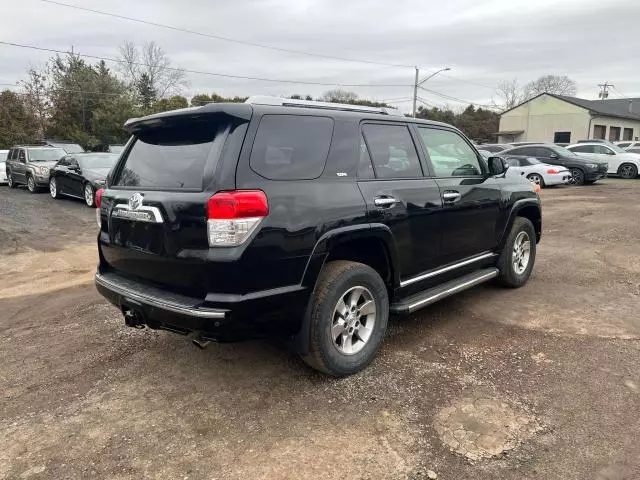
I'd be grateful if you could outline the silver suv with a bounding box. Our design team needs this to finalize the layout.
[5,145,67,193]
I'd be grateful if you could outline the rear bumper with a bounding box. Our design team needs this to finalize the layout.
[95,271,309,341]
[543,173,570,185]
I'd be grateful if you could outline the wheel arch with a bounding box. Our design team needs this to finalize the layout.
[499,199,541,249]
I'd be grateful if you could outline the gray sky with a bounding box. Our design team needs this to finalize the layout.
[1,0,638,112]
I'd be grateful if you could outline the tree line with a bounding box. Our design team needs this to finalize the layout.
[0,40,578,149]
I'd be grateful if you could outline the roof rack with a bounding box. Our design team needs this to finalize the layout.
[245,96,399,115]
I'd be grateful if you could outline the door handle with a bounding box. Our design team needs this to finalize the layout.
[374,197,397,207]
[442,191,461,202]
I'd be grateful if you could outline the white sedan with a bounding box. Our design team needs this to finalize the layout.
[502,155,571,187]
[0,149,8,184]
[567,142,640,179]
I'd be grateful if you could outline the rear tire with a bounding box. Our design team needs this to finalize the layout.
[301,260,389,377]
[7,172,16,189]
[526,173,545,188]
[618,163,638,179]
[497,217,536,288]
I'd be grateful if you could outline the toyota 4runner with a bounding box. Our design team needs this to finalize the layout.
[95,96,541,376]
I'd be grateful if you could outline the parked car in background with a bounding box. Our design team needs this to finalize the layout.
[5,145,67,192]
[477,144,509,153]
[554,143,569,147]
[625,147,640,155]
[508,142,540,146]
[0,149,8,184]
[44,140,85,154]
[617,141,640,149]
[94,96,541,376]
[477,149,491,159]
[108,144,125,154]
[501,144,608,185]
[503,155,571,187]
[49,153,119,207]
[576,139,618,147]
[567,143,640,179]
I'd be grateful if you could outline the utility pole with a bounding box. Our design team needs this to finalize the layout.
[598,82,613,99]
[413,67,451,118]
[412,67,419,118]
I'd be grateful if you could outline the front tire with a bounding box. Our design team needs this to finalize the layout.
[497,217,536,288]
[84,183,95,207]
[301,260,389,377]
[49,177,59,199]
[27,175,37,193]
[618,163,638,179]
[569,168,585,185]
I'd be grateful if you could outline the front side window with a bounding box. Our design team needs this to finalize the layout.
[510,147,533,156]
[362,124,423,179]
[418,127,482,177]
[595,145,614,155]
[18,150,26,162]
[250,115,334,181]
[570,145,593,153]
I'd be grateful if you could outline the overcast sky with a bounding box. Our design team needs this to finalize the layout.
[1,0,638,112]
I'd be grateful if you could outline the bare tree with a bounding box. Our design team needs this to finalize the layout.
[320,89,359,103]
[117,41,188,99]
[20,67,50,137]
[523,75,577,99]
[492,78,522,112]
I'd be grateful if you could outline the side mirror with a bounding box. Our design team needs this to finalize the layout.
[488,156,509,175]
[549,153,558,159]
[69,164,80,172]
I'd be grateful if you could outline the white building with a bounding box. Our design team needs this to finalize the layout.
[497,93,640,144]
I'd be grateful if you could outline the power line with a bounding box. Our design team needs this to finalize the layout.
[419,86,493,108]
[439,73,496,90]
[0,40,411,88]
[40,0,415,69]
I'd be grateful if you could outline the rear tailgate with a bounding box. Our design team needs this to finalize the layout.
[98,109,250,298]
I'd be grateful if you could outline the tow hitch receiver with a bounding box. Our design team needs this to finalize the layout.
[122,306,145,329]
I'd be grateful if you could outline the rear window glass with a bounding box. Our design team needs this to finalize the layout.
[250,115,334,180]
[114,121,222,189]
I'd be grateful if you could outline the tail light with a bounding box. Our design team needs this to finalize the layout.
[547,169,560,174]
[207,190,268,246]
[95,187,104,227]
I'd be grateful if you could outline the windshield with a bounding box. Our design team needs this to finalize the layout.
[609,144,626,153]
[551,145,577,157]
[78,154,118,169]
[28,148,66,162]
[49,142,84,153]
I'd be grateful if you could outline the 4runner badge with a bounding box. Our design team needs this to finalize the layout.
[128,193,143,210]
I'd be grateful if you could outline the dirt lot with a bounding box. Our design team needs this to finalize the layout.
[1,180,639,480]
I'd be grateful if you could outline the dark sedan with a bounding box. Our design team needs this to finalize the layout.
[500,144,608,185]
[49,153,118,207]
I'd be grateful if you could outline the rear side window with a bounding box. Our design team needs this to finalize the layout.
[570,145,592,153]
[250,115,334,180]
[114,120,224,189]
[362,124,422,179]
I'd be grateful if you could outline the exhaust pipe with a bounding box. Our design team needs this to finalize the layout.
[192,337,212,349]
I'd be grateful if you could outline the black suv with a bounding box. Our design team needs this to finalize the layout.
[501,144,608,185]
[95,96,542,376]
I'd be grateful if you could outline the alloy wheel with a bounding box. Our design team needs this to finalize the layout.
[84,184,94,207]
[512,231,531,275]
[49,178,57,198]
[527,174,542,186]
[569,168,584,185]
[27,176,35,192]
[619,164,637,179]
[331,286,376,355]
[7,174,13,188]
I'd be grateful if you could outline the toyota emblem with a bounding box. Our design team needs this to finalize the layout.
[128,193,143,210]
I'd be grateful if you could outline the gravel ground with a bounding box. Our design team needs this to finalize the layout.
[1,180,639,480]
